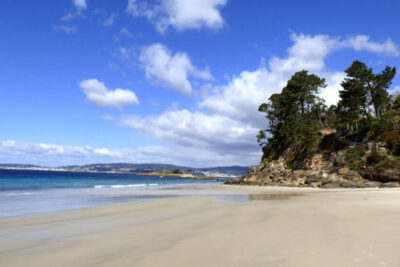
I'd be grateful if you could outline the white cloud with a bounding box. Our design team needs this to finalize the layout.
[53,25,77,34]
[3,35,396,167]
[80,79,139,109]
[318,72,346,106]
[139,43,213,94]
[121,110,258,152]
[126,0,228,33]
[198,68,270,127]
[342,35,399,56]
[62,0,87,21]
[390,86,400,96]
[121,34,399,165]
[269,34,338,75]
[104,13,117,27]
[0,140,257,167]
[0,140,124,166]
[73,0,87,10]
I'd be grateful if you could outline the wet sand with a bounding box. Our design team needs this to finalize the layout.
[1,185,400,266]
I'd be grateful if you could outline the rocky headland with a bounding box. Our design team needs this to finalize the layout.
[226,149,400,188]
[227,61,400,188]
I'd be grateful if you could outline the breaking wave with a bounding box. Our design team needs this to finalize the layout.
[94,183,159,189]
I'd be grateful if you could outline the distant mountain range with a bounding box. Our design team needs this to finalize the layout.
[0,163,249,178]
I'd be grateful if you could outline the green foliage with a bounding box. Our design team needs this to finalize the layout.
[337,60,396,131]
[369,110,400,156]
[374,155,400,171]
[172,169,182,174]
[319,134,347,152]
[367,149,382,165]
[321,105,338,128]
[365,150,400,171]
[256,130,267,147]
[394,95,400,110]
[385,132,400,156]
[345,145,366,171]
[258,70,326,164]
[344,118,372,142]
[257,60,399,172]
[375,155,400,171]
[373,66,396,117]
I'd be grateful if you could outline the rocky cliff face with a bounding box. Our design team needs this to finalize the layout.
[226,152,400,188]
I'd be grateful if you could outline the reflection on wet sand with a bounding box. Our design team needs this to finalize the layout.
[248,193,301,200]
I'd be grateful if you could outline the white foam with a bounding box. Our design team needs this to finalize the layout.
[94,184,158,189]
[110,184,147,188]
[5,192,44,196]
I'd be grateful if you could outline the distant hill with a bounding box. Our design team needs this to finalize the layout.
[62,163,249,177]
[0,164,39,168]
[0,163,249,178]
[64,163,192,171]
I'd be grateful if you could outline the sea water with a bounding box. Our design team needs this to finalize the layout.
[0,169,219,218]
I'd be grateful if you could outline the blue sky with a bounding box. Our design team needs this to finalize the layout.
[1,0,400,167]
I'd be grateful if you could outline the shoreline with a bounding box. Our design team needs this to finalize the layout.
[2,185,400,266]
[135,171,216,180]
[2,184,400,219]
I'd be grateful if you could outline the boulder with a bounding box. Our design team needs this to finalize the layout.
[362,168,400,183]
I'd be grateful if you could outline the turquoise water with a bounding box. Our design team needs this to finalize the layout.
[0,169,219,218]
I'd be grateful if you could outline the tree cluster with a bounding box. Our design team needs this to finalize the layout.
[257,70,326,162]
[258,60,398,164]
[337,60,396,128]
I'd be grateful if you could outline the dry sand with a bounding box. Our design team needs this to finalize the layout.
[1,185,400,266]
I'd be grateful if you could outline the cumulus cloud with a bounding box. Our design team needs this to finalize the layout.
[269,34,337,75]
[342,35,400,56]
[139,43,213,94]
[126,0,228,33]
[121,34,400,164]
[318,72,347,106]
[121,110,258,152]
[80,79,139,109]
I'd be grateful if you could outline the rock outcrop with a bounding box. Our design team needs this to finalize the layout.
[226,152,400,188]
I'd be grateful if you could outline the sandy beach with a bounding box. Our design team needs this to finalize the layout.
[1,185,400,266]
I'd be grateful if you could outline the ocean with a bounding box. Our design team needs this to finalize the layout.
[0,169,219,218]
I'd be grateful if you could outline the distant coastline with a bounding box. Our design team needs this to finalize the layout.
[0,163,248,178]
[136,170,216,180]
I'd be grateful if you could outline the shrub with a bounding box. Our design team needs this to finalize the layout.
[345,145,366,171]
[394,95,400,110]
[367,149,382,165]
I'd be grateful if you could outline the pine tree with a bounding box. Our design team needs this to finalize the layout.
[339,60,371,125]
[371,66,396,118]
[258,70,326,159]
